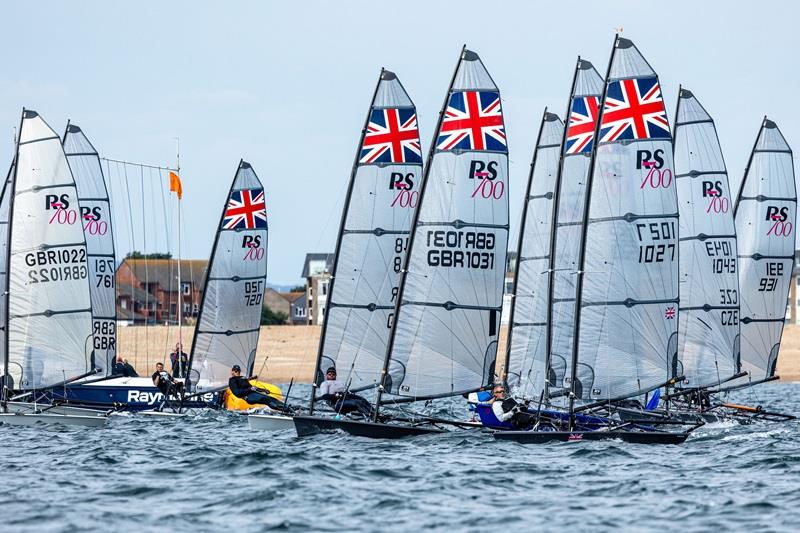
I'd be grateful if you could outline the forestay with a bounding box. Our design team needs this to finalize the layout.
[189,161,268,391]
[7,110,94,389]
[313,70,422,398]
[733,118,796,385]
[548,59,604,398]
[63,124,117,374]
[384,49,509,399]
[504,111,563,397]
[572,38,678,401]
[0,163,12,372]
[673,89,740,389]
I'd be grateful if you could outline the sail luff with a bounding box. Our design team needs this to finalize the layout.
[0,159,15,398]
[672,87,740,388]
[62,123,118,374]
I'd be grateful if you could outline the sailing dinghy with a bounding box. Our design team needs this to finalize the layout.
[495,37,697,444]
[255,70,423,431]
[294,48,509,438]
[0,110,107,427]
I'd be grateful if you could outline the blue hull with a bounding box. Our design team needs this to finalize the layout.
[47,384,221,411]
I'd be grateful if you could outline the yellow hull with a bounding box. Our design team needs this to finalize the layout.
[223,380,283,411]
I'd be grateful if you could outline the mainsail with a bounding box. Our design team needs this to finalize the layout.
[63,124,117,374]
[382,48,509,399]
[547,58,605,398]
[673,89,740,389]
[504,110,563,397]
[310,70,422,407]
[733,118,796,385]
[6,110,94,389]
[571,37,678,401]
[188,160,268,391]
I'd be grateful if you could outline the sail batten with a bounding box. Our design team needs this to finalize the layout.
[381,49,509,400]
[189,160,268,391]
[309,69,422,406]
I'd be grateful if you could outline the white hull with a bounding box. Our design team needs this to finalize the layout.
[0,412,108,427]
[248,413,294,431]
[6,401,108,417]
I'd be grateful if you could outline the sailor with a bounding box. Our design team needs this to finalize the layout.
[317,366,373,419]
[228,365,284,410]
[151,362,183,397]
[490,385,535,429]
[112,355,138,377]
[170,342,189,378]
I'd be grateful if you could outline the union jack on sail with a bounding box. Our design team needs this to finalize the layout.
[565,96,600,154]
[436,91,506,152]
[360,108,422,164]
[222,188,267,230]
[599,77,670,143]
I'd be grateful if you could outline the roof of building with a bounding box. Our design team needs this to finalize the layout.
[121,259,208,291]
[117,282,156,304]
[280,291,305,303]
[300,253,334,278]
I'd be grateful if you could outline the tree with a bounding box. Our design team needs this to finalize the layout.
[290,285,306,293]
[126,251,173,259]
[261,305,288,325]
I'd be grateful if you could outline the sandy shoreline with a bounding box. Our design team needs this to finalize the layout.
[118,324,800,384]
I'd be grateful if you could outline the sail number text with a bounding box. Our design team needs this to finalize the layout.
[26,248,87,284]
[758,262,784,292]
[244,280,264,306]
[426,230,495,269]
[635,222,676,263]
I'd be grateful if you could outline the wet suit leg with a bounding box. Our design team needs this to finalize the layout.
[335,394,374,419]
[245,391,284,411]
[511,410,537,430]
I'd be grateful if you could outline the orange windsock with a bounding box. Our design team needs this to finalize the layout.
[169,171,183,200]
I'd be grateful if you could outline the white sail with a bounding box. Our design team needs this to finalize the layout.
[572,38,678,400]
[504,111,563,396]
[7,110,93,389]
[548,59,605,397]
[733,118,796,385]
[63,124,117,374]
[314,70,422,394]
[673,89,740,388]
[189,161,268,391]
[384,49,509,399]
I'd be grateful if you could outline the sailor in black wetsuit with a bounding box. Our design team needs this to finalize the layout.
[228,365,284,410]
[151,362,183,397]
[490,385,535,429]
[112,355,138,377]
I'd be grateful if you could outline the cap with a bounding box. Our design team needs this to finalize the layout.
[232,365,241,372]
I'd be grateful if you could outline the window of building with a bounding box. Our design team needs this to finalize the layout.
[321,281,328,296]
[121,300,128,310]
[193,304,199,314]
[170,303,177,316]
[183,303,191,314]
[505,281,513,293]
[294,306,306,317]
[182,282,191,295]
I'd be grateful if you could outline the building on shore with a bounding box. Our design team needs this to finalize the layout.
[301,253,333,326]
[263,289,307,325]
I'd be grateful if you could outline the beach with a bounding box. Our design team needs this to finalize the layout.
[118,324,800,383]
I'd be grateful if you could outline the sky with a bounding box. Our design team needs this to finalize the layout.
[1,1,798,285]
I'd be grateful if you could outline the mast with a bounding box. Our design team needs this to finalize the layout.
[568,39,618,425]
[1,113,21,409]
[176,138,182,350]
[502,108,552,385]
[541,58,582,400]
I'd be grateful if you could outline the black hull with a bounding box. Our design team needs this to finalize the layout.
[293,415,445,438]
[493,430,689,445]
[616,408,724,425]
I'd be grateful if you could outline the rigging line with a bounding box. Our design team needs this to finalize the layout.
[140,164,149,359]
[104,157,121,372]
[158,167,173,360]
[121,161,140,368]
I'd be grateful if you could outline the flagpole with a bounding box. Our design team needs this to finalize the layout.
[176,137,182,355]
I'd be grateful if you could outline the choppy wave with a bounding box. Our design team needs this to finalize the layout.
[1,383,799,532]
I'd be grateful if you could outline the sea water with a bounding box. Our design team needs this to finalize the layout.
[1,383,798,532]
